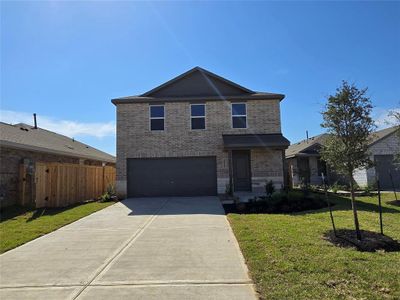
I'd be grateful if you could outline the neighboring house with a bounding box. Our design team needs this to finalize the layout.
[285,134,333,187]
[286,126,400,189]
[112,67,290,198]
[0,122,116,208]
[354,126,400,189]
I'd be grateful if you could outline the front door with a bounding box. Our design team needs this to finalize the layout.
[297,157,310,185]
[375,155,400,189]
[232,150,251,191]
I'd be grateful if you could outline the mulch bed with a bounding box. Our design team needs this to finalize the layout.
[223,198,328,215]
[387,200,400,207]
[324,229,400,252]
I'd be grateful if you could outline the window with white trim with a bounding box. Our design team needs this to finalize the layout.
[231,103,247,129]
[150,105,165,131]
[190,104,206,130]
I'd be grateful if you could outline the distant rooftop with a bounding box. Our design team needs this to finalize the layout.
[369,125,399,145]
[285,133,329,158]
[286,126,399,158]
[0,122,115,163]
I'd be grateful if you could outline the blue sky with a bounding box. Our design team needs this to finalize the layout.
[1,1,399,156]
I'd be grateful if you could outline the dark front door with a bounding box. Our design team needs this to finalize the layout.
[375,155,400,189]
[127,157,217,197]
[297,157,310,185]
[232,150,251,191]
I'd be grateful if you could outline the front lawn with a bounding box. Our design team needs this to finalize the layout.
[0,201,116,254]
[228,192,400,299]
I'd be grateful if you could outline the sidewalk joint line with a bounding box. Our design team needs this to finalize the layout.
[70,198,170,300]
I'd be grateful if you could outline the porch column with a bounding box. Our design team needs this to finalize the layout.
[228,149,234,194]
[281,149,287,188]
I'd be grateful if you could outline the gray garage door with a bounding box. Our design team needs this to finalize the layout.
[127,157,217,197]
[375,155,400,189]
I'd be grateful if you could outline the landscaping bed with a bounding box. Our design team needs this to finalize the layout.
[227,192,400,299]
[324,229,400,252]
[0,200,116,253]
[224,190,329,214]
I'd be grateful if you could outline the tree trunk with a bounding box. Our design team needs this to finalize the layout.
[349,173,362,240]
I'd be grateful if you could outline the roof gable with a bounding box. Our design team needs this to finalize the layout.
[285,134,329,158]
[369,126,399,146]
[142,67,254,98]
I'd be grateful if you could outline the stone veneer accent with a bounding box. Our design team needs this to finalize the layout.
[115,99,285,197]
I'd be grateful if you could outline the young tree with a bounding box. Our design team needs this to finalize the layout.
[321,81,375,240]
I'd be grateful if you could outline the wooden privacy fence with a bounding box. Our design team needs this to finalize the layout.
[19,162,116,208]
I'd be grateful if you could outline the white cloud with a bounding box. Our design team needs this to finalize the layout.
[373,107,400,130]
[0,110,115,139]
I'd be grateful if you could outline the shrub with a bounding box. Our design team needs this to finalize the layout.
[265,180,275,197]
[100,184,117,202]
[363,182,377,195]
[330,182,340,193]
[245,190,327,213]
[106,184,116,196]
[225,183,233,196]
[271,191,284,202]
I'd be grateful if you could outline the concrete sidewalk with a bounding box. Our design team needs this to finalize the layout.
[0,197,257,299]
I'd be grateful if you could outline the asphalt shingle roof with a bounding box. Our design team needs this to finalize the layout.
[0,122,115,163]
[112,67,285,104]
[223,134,290,149]
[369,126,399,145]
[285,134,329,158]
[285,126,399,158]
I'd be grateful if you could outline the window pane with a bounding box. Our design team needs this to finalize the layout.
[151,119,164,131]
[232,116,247,128]
[150,106,164,118]
[191,117,205,130]
[232,103,246,116]
[191,104,205,117]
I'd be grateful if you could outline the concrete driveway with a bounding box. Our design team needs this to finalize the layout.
[0,197,257,299]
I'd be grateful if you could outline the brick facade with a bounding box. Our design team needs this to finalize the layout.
[115,99,285,197]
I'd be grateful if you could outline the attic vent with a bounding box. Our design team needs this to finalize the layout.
[66,145,74,150]
[86,146,89,148]
[20,127,29,132]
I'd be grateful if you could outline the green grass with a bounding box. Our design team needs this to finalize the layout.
[0,201,115,254]
[228,192,400,299]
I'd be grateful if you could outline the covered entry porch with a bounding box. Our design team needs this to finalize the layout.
[222,134,290,194]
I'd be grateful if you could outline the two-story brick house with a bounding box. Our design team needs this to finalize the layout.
[112,67,290,198]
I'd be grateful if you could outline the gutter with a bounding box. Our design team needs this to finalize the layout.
[111,94,285,105]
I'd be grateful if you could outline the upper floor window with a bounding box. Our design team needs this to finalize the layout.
[191,104,206,130]
[150,105,164,131]
[232,103,247,129]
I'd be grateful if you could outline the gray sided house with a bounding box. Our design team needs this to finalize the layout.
[353,126,400,189]
[285,134,332,187]
[0,122,116,208]
[112,67,290,198]
[286,126,400,189]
